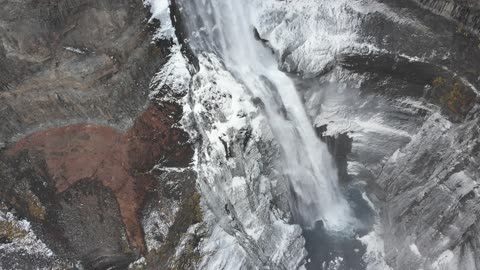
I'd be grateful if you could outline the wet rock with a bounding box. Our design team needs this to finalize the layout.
[316,125,353,182]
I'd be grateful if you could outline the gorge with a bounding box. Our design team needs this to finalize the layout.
[1,0,480,269]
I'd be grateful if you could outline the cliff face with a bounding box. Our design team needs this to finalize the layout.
[2,0,480,269]
[296,1,480,268]
[163,0,480,268]
[0,0,166,141]
[0,0,198,269]
[249,0,480,268]
[412,0,480,35]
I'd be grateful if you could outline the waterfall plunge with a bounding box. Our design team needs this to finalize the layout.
[182,0,353,231]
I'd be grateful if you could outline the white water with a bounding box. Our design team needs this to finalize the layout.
[183,0,353,230]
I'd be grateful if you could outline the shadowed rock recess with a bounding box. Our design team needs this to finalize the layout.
[0,0,199,269]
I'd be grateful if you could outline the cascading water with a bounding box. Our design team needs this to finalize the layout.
[181,0,353,231]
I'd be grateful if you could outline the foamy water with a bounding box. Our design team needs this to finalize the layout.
[181,0,354,231]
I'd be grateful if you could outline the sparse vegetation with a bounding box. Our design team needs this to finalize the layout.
[432,76,446,87]
[0,220,28,241]
[25,192,46,221]
[440,81,467,114]
[145,191,204,269]
[432,76,474,118]
[185,193,203,225]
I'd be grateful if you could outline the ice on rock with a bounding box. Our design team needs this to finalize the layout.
[374,110,480,269]
[142,4,307,266]
[431,250,455,270]
[142,198,180,252]
[145,0,480,269]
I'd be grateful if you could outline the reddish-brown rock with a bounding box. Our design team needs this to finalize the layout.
[8,103,193,253]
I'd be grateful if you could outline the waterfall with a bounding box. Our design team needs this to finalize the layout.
[181,0,353,231]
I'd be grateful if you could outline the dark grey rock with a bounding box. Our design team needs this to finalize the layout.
[412,0,480,35]
[0,0,168,142]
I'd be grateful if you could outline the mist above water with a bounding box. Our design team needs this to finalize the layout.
[182,0,353,231]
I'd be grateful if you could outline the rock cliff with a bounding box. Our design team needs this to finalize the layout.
[0,0,199,269]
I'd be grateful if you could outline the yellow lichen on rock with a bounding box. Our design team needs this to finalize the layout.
[432,76,446,87]
[25,191,46,221]
[0,220,28,241]
[440,81,467,114]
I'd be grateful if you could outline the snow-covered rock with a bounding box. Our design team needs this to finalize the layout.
[182,53,306,269]
[150,32,306,268]
[0,210,65,269]
[151,0,480,269]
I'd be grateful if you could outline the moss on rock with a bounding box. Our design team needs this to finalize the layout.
[439,80,474,115]
[145,191,204,270]
[25,191,46,221]
[432,76,446,87]
[431,76,476,120]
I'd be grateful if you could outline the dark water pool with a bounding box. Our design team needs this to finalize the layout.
[303,185,376,270]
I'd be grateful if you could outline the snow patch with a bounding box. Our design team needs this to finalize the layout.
[252,0,361,76]
[0,211,54,258]
[145,0,177,42]
[149,45,192,104]
[63,47,85,54]
[250,0,419,76]
[431,250,455,270]
[410,243,422,257]
[359,224,393,270]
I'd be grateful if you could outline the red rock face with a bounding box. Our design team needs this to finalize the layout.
[8,104,193,253]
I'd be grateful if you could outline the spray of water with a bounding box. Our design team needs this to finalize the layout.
[182,0,353,231]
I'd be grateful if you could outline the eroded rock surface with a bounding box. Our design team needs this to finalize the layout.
[297,1,480,268]
[7,103,192,253]
[412,0,480,35]
[0,0,168,141]
[0,0,198,269]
